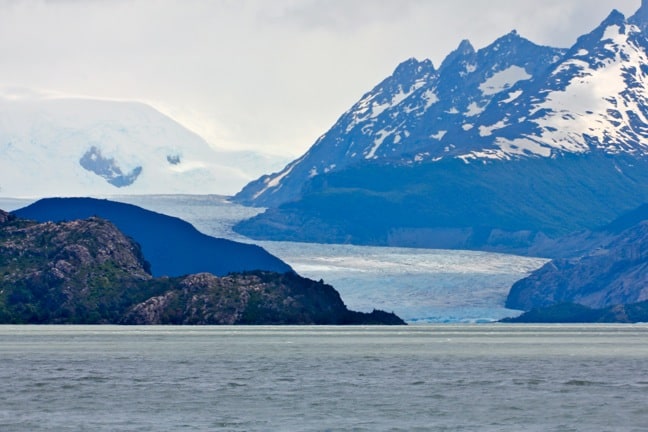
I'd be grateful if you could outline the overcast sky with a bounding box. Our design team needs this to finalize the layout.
[0,0,641,158]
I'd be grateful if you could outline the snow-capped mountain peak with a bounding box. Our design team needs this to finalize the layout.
[469,9,648,161]
[232,3,648,258]
[235,3,648,207]
[235,28,566,205]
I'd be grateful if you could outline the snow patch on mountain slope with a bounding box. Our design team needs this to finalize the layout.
[344,77,431,133]
[603,24,623,42]
[479,120,509,137]
[366,129,393,159]
[479,66,531,95]
[465,102,484,116]
[461,137,552,162]
[252,155,305,200]
[502,90,523,103]
[431,130,447,140]
[423,89,440,109]
[496,137,552,157]
[531,22,648,154]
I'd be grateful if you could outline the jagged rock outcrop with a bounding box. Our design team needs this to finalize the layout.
[0,215,151,280]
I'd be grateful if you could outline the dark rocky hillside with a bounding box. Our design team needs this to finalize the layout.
[0,209,12,224]
[234,154,648,256]
[501,205,648,323]
[506,220,648,312]
[502,301,648,323]
[0,215,154,323]
[0,211,404,325]
[123,271,404,325]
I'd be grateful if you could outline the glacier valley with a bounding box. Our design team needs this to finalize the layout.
[0,195,546,323]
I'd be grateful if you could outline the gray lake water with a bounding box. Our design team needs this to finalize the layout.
[1,325,647,431]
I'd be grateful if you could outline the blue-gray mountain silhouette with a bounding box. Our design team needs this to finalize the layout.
[15,197,291,277]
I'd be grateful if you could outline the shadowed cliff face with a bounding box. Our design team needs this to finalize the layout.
[0,212,404,325]
[506,221,648,311]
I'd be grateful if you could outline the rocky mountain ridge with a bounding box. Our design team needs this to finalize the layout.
[235,30,568,206]
[122,271,403,325]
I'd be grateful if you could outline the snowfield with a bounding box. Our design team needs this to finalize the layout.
[0,94,288,197]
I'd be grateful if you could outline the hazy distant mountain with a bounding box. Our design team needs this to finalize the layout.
[14,197,291,277]
[0,94,287,196]
[233,3,648,254]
